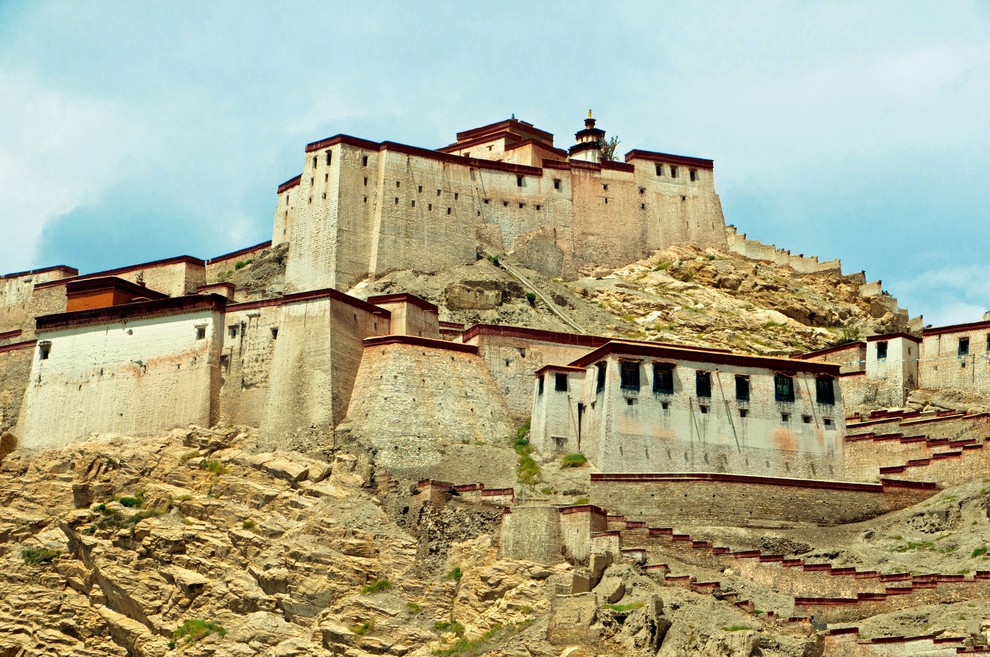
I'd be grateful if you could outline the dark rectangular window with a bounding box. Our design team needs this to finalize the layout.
[516,175,524,187]
[326,151,332,166]
[620,361,640,390]
[596,362,606,392]
[986,335,990,352]
[554,373,568,392]
[816,377,835,405]
[655,164,663,176]
[689,169,697,181]
[196,326,206,340]
[38,342,51,360]
[876,340,888,361]
[774,374,795,402]
[670,165,678,178]
[362,155,368,166]
[653,364,674,394]
[538,375,544,396]
[696,371,712,398]
[735,375,749,401]
[553,179,561,190]
[959,337,970,356]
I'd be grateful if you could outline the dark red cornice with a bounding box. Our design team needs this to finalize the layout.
[437,131,522,154]
[591,472,937,492]
[503,138,568,158]
[37,295,228,332]
[277,175,301,194]
[0,329,23,341]
[570,340,840,375]
[66,276,169,300]
[363,334,478,354]
[923,321,990,337]
[367,293,438,313]
[34,256,206,291]
[205,241,272,265]
[1,265,78,281]
[867,332,921,343]
[624,149,714,170]
[462,324,610,348]
[0,339,36,354]
[227,288,390,317]
[534,364,586,376]
[454,119,554,145]
[795,342,865,360]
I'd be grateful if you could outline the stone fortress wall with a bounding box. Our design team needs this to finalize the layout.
[275,116,727,292]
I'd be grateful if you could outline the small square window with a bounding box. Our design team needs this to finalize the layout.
[655,164,663,176]
[536,205,541,210]
[396,180,401,188]
[781,413,790,423]
[483,199,490,204]
[823,418,834,429]
[603,184,609,191]
[876,340,888,360]
[363,196,368,203]
[802,415,812,424]
[739,408,748,418]
[228,326,238,338]
[626,398,635,406]
[640,203,645,209]
[639,187,645,194]
[271,327,278,339]
[518,203,524,209]
[196,326,206,340]
[661,401,670,410]
[503,201,509,207]
[554,373,568,392]
[38,342,51,360]
[553,179,561,190]
[699,405,709,414]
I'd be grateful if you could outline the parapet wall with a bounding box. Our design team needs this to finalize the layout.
[725,226,842,274]
[589,473,937,527]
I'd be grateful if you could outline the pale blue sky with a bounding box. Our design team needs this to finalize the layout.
[1,1,987,326]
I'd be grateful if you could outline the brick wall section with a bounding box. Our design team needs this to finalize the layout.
[0,341,36,434]
[725,226,842,274]
[589,473,937,527]
[499,506,561,564]
[921,322,990,394]
[217,303,282,427]
[0,266,76,335]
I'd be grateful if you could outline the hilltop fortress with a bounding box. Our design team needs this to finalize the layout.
[274,113,727,290]
[0,112,986,533]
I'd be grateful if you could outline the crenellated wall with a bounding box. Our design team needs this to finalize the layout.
[725,225,842,274]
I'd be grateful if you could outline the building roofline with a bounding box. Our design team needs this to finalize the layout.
[570,340,841,375]
[205,241,272,266]
[36,294,228,332]
[503,138,568,158]
[867,332,921,343]
[65,276,170,300]
[1,264,78,281]
[437,130,521,154]
[923,320,990,337]
[454,118,554,144]
[367,293,438,313]
[462,323,611,348]
[534,364,586,376]
[227,288,391,317]
[363,334,478,354]
[277,175,301,194]
[795,342,865,360]
[0,329,23,341]
[301,134,544,176]
[590,471,937,492]
[34,255,206,291]
[624,149,715,170]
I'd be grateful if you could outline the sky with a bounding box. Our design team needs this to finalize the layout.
[0,1,987,326]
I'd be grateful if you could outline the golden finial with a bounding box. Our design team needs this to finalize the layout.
[588,109,593,118]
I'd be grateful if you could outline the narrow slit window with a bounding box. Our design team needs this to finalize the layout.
[735,375,749,401]
[689,169,697,181]
[655,164,663,176]
[670,165,678,178]
[362,155,368,166]
[516,175,524,187]
[538,375,544,396]
[596,361,606,393]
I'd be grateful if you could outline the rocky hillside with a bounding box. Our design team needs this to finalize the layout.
[353,245,910,356]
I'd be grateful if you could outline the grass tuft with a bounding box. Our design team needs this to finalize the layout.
[171,619,225,646]
[361,578,392,594]
[21,547,61,565]
[561,453,587,468]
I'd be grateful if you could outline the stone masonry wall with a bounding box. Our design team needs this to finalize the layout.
[337,339,515,480]
[589,475,936,527]
[17,308,223,450]
[217,302,282,427]
[0,341,35,434]
[725,226,842,274]
[920,327,990,394]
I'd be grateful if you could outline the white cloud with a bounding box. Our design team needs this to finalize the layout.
[891,264,990,327]
[0,70,147,272]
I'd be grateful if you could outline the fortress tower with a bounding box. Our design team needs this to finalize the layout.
[568,110,605,163]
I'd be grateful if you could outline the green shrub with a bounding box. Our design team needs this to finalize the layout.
[361,578,392,594]
[525,292,536,305]
[433,620,465,636]
[722,625,750,632]
[973,546,987,558]
[601,602,643,613]
[242,519,258,532]
[561,453,587,468]
[119,496,143,508]
[200,460,227,475]
[572,497,590,505]
[651,261,672,271]
[234,259,253,270]
[21,547,60,565]
[446,567,463,582]
[406,602,421,613]
[171,619,225,646]
[353,620,374,636]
